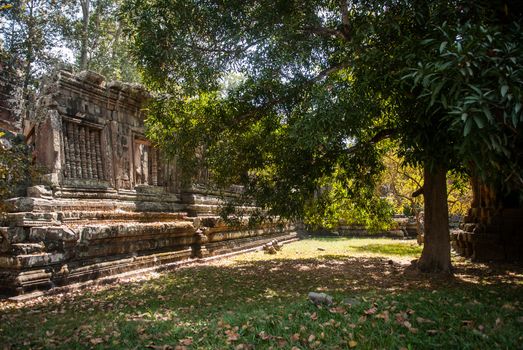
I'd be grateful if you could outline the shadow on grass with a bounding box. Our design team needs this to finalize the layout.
[1,256,522,349]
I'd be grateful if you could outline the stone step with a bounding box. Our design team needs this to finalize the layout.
[11,243,45,255]
[0,252,66,269]
[8,211,190,227]
[75,221,195,244]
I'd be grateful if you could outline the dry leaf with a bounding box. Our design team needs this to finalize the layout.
[348,340,357,348]
[364,307,377,315]
[376,311,390,322]
[308,334,316,343]
[502,303,515,310]
[258,331,271,340]
[329,307,346,314]
[310,312,318,320]
[226,329,240,342]
[291,333,300,341]
[416,317,434,324]
[179,338,193,346]
[90,338,103,345]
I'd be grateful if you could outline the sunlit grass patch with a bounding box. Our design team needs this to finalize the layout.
[352,242,422,256]
[233,237,422,262]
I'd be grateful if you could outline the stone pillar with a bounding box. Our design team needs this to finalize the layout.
[35,110,63,187]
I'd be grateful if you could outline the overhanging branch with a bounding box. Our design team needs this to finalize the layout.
[346,128,397,155]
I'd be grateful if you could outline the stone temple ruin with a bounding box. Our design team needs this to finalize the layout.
[0,70,296,296]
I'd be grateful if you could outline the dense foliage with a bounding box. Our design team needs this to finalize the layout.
[0,131,35,211]
[122,0,523,272]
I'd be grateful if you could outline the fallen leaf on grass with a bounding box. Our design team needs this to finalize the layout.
[416,317,435,324]
[179,338,193,346]
[310,312,318,320]
[276,338,288,347]
[348,340,357,348]
[258,331,271,340]
[90,338,103,345]
[364,307,377,315]
[426,329,439,335]
[291,333,300,341]
[226,329,240,342]
[329,306,347,314]
[308,334,316,343]
[376,311,389,322]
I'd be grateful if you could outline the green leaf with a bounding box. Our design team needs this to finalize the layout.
[469,84,482,96]
[501,85,509,97]
[439,41,448,54]
[482,106,493,122]
[420,38,435,45]
[464,118,473,136]
[473,115,485,129]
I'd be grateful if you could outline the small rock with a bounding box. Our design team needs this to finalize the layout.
[264,246,277,254]
[388,260,394,265]
[308,292,333,306]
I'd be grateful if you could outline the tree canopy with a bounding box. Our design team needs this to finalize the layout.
[122,0,523,272]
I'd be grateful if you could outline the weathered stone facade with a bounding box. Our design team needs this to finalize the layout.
[0,70,296,296]
[451,178,523,261]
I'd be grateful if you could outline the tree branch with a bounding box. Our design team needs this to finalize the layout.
[412,187,424,198]
[340,0,350,38]
[301,26,346,40]
[346,128,397,154]
[311,62,350,82]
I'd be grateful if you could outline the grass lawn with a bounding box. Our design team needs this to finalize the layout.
[1,237,522,349]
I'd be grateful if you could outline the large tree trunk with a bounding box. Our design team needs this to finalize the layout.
[418,163,452,273]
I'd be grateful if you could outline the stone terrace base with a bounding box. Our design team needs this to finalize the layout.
[451,208,523,261]
[6,233,299,303]
[0,195,297,297]
[0,186,297,297]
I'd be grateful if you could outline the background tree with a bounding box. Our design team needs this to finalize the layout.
[60,0,140,82]
[0,0,70,102]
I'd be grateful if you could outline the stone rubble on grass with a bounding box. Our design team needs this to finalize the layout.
[263,240,283,254]
[308,292,333,306]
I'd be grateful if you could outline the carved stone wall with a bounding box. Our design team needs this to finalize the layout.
[451,178,523,261]
[0,70,296,297]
